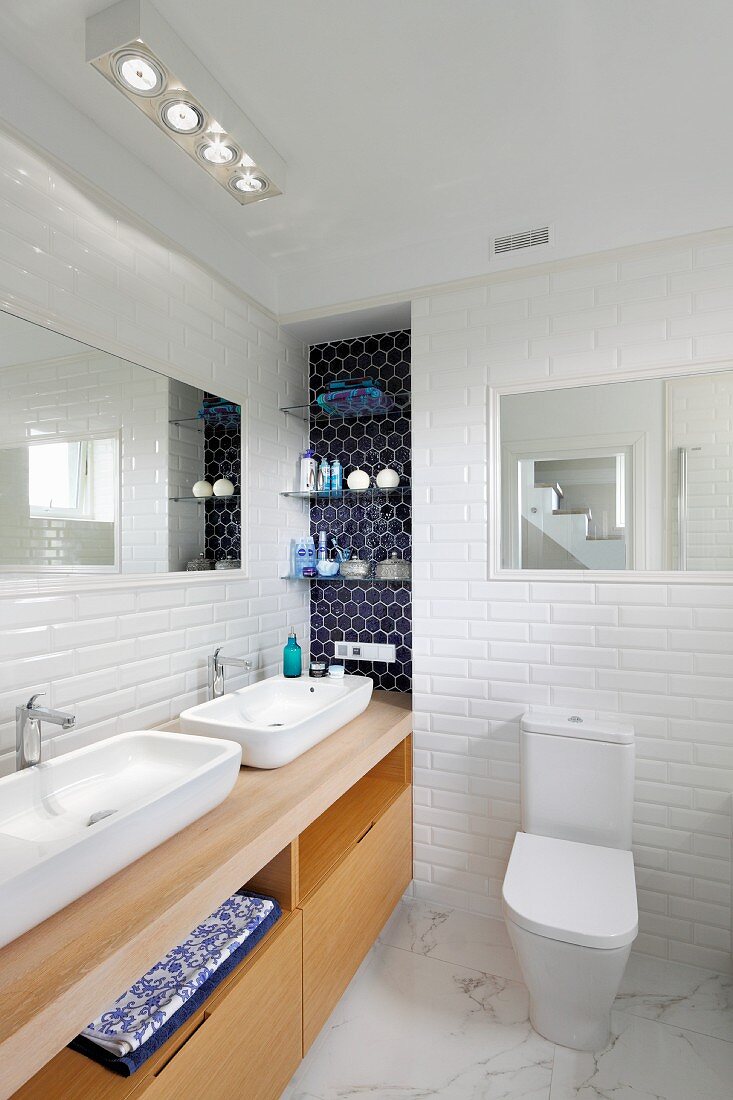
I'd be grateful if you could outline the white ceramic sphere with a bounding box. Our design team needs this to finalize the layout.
[376,468,400,488]
[347,469,370,491]
[213,477,235,497]
[192,480,213,498]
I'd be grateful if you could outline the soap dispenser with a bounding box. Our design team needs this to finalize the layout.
[283,630,302,678]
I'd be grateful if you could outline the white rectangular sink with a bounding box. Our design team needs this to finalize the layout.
[0,730,241,949]
[180,674,373,769]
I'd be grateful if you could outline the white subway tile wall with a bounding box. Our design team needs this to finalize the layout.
[412,235,733,974]
[0,126,309,769]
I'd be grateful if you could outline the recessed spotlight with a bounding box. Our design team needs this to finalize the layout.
[161,99,204,134]
[113,51,165,96]
[86,7,283,204]
[232,173,268,194]
[199,141,238,166]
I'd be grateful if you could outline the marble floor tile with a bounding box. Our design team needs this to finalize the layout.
[284,901,733,1099]
[615,952,733,1043]
[284,941,554,1099]
[380,897,523,982]
[550,1010,733,1100]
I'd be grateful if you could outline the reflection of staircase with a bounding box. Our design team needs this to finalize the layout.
[525,482,626,569]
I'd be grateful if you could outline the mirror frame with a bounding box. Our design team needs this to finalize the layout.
[489,359,733,584]
[0,300,250,596]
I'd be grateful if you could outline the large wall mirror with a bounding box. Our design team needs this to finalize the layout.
[0,310,242,577]
[498,368,733,572]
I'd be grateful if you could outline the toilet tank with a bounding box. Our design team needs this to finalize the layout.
[520,713,635,850]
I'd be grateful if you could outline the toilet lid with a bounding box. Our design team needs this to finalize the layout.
[502,832,638,950]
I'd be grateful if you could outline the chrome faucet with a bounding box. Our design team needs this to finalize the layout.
[16,693,76,771]
[208,647,253,700]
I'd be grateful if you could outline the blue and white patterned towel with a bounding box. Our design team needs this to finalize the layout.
[82,893,276,1057]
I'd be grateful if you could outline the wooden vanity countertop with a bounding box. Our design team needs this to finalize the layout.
[0,691,412,1099]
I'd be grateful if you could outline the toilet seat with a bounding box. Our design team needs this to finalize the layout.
[502,831,638,950]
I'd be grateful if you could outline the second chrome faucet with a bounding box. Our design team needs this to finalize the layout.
[16,693,76,771]
[208,647,254,700]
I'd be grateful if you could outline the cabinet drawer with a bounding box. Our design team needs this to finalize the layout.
[300,785,412,1051]
[140,909,302,1100]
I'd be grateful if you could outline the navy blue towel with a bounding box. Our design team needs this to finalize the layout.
[69,892,282,1076]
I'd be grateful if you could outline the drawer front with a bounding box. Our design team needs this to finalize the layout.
[141,910,302,1100]
[300,786,412,1051]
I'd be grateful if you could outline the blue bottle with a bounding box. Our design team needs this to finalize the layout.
[283,630,302,677]
[330,457,343,495]
[294,535,308,578]
[317,457,330,496]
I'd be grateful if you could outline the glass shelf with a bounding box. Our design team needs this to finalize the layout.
[280,391,410,422]
[281,485,411,502]
[169,494,241,503]
[281,574,411,585]
[169,413,241,430]
[169,417,204,431]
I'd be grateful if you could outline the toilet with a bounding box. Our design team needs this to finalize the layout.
[502,713,638,1051]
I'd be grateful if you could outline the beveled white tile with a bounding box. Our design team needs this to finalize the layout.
[615,952,733,1042]
[550,1010,733,1100]
[379,897,522,981]
[284,942,553,1100]
[0,124,310,784]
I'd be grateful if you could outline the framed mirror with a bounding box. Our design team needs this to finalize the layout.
[0,309,242,578]
[495,367,733,575]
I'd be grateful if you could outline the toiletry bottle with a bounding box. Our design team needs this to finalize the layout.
[306,535,316,570]
[283,630,302,677]
[294,535,308,577]
[330,457,342,495]
[317,530,328,563]
[299,450,317,492]
[317,457,330,495]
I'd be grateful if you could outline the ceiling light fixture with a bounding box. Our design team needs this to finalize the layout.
[161,99,204,134]
[86,0,285,205]
[114,50,165,95]
[199,140,238,166]
[232,173,268,194]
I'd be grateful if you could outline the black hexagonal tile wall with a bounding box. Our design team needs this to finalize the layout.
[309,330,411,692]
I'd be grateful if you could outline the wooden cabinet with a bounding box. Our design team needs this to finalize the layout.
[13,733,412,1100]
[300,786,412,1051]
[13,911,302,1100]
[141,910,302,1100]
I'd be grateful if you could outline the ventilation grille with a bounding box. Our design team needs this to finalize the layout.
[492,225,553,256]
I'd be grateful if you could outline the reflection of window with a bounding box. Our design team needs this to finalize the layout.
[28,438,116,521]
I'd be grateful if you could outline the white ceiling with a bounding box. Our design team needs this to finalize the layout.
[0,1,732,319]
